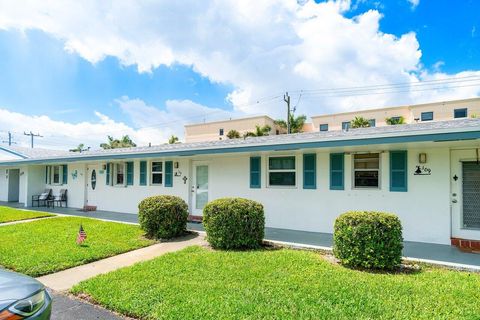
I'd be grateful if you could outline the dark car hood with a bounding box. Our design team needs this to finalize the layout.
[0,269,44,302]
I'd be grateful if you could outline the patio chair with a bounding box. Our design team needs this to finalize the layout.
[51,189,68,208]
[32,189,52,207]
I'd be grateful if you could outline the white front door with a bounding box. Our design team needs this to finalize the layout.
[86,164,101,207]
[192,163,209,215]
[451,149,480,240]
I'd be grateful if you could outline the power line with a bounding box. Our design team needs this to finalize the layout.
[23,131,43,148]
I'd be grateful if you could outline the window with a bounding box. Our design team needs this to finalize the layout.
[391,116,401,122]
[421,112,433,121]
[114,163,125,185]
[342,121,350,130]
[353,153,380,188]
[368,119,376,127]
[319,124,328,131]
[268,156,296,187]
[151,161,163,185]
[454,108,467,118]
[52,165,61,184]
[219,128,224,136]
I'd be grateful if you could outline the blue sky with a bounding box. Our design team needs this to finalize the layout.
[0,0,478,148]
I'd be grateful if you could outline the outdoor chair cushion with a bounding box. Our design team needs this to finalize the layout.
[38,193,49,200]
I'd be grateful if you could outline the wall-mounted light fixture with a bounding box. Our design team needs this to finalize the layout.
[174,162,179,169]
[419,153,427,164]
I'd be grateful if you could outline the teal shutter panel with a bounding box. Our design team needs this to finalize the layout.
[106,163,110,185]
[139,161,147,186]
[62,165,68,184]
[126,162,134,186]
[390,151,407,192]
[330,153,344,190]
[303,154,316,189]
[45,166,48,184]
[250,157,261,188]
[165,161,173,187]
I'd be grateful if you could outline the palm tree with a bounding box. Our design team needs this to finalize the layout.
[226,129,241,139]
[168,135,179,144]
[386,116,406,125]
[274,114,307,133]
[100,135,137,149]
[350,116,371,128]
[243,125,271,138]
[70,143,87,152]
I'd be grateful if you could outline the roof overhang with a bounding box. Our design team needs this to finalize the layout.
[0,147,28,159]
[1,128,479,166]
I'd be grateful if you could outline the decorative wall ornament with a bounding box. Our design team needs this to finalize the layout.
[414,165,431,176]
[182,176,188,184]
[71,170,78,180]
[174,170,182,177]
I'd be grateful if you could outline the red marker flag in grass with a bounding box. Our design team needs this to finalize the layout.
[76,224,87,245]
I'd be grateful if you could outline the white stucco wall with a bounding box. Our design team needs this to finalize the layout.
[18,145,458,245]
[0,168,8,201]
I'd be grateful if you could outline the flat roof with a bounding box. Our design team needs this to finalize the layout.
[184,115,274,127]
[311,96,480,119]
[1,118,479,166]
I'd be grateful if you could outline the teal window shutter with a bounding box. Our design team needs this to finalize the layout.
[126,162,134,186]
[62,165,68,184]
[330,153,344,190]
[250,157,261,188]
[106,163,110,185]
[390,151,407,192]
[303,154,316,189]
[139,161,147,186]
[165,161,173,187]
[45,166,48,184]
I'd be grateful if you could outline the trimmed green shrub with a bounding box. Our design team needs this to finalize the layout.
[203,198,265,249]
[138,195,188,239]
[333,211,403,270]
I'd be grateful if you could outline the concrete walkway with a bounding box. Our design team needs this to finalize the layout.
[38,233,206,291]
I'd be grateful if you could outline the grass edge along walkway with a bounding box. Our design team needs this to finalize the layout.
[0,206,55,224]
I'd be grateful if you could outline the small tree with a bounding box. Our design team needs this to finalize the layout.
[386,116,406,125]
[243,125,271,138]
[275,114,307,133]
[350,116,371,128]
[168,135,179,144]
[70,143,88,152]
[226,129,241,139]
[100,135,137,149]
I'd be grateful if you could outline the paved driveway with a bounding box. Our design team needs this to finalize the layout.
[51,291,125,320]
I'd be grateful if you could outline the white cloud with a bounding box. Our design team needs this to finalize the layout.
[0,98,234,149]
[0,0,478,120]
[407,0,420,9]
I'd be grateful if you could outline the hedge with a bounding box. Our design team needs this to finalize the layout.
[333,211,403,270]
[138,195,188,239]
[203,198,265,250]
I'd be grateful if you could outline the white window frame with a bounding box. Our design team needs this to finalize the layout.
[352,153,381,190]
[150,161,163,186]
[267,155,297,188]
[50,165,62,185]
[113,162,126,186]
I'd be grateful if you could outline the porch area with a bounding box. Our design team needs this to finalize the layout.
[1,202,479,269]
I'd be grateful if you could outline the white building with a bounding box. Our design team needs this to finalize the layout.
[1,119,480,248]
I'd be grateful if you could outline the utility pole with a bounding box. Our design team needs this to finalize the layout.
[2,131,15,146]
[23,131,43,148]
[284,92,291,134]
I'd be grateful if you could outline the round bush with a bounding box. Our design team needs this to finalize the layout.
[333,211,403,270]
[203,198,265,250]
[138,195,188,239]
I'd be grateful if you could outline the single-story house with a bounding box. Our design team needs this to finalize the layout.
[1,119,480,246]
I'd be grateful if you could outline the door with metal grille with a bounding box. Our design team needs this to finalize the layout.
[462,162,480,229]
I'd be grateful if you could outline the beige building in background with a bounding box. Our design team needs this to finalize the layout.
[312,97,480,131]
[185,97,480,142]
[184,115,285,143]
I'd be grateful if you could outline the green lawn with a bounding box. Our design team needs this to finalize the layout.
[0,216,155,277]
[0,206,55,223]
[72,246,480,320]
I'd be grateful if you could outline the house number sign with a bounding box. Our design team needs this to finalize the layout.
[414,165,431,176]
